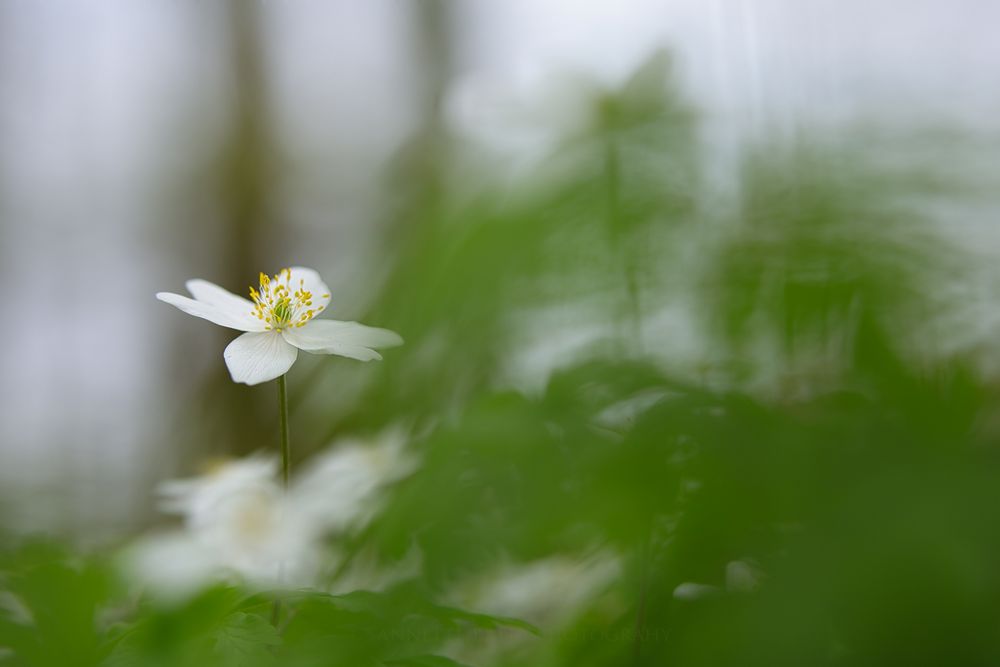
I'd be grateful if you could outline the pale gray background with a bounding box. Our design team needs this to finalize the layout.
[1,0,997,537]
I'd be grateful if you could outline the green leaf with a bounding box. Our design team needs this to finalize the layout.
[0,541,113,667]
[101,586,248,667]
[213,612,281,666]
[384,655,474,667]
[428,605,539,636]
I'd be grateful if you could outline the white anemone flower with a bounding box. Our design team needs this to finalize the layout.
[293,428,418,533]
[672,559,764,601]
[448,553,620,627]
[129,457,320,594]
[156,267,402,385]
[125,432,417,600]
[123,532,218,603]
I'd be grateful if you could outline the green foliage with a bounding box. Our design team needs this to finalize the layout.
[329,48,998,663]
[0,542,112,667]
[212,613,282,666]
[280,586,534,666]
[5,49,1000,667]
[0,544,530,667]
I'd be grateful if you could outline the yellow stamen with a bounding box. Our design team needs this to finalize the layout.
[246,269,330,331]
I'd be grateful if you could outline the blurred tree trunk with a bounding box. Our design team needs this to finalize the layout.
[200,0,277,459]
[220,0,273,282]
[218,0,276,456]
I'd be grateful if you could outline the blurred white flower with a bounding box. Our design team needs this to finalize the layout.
[124,457,319,598]
[672,582,720,601]
[672,559,764,601]
[448,552,620,626]
[124,431,418,600]
[292,427,418,533]
[157,267,402,385]
[158,457,319,587]
[724,559,762,593]
[122,533,218,603]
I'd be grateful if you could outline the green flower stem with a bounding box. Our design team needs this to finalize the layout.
[273,373,292,627]
[278,374,290,487]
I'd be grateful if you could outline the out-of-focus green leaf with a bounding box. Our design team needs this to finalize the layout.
[279,585,533,666]
[213,612,280,666]
[0,541,112,667]
[385,655,474,667]
[102,586,245,667]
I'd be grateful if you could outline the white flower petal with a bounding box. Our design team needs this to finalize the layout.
[281,319,403,362]
[224,331,298,385]
[150,456,320,589]
[287,266,332,313]
[156,292,262,331]
[291,428,416,532]
[158,456,278,517]
[122,532,219,603]
[673,582,721,601]
[725,560,762,593]
[185,279,262,329]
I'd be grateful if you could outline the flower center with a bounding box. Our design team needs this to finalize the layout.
[231,492,279,545]
[248,268,327,331]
